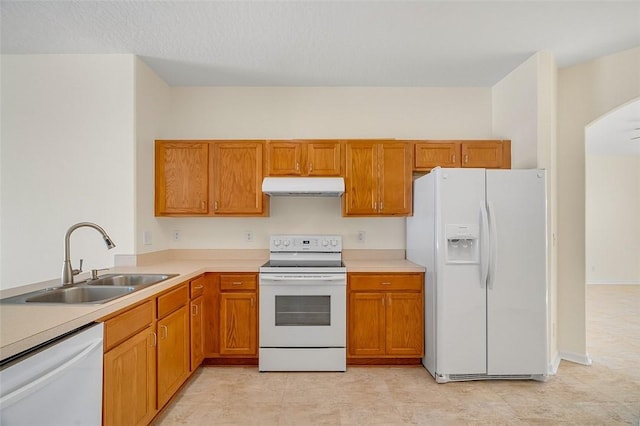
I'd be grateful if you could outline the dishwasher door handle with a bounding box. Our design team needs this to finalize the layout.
[0,338,102,410]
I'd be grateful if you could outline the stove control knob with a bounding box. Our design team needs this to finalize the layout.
[322,239,329,247]
[283,239,290,247]
[331,239,338,246]
[274,239,281,247]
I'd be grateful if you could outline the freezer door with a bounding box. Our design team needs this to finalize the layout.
[486,169,548,375]
[434,168,487,375]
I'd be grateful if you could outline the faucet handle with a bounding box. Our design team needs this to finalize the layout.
[72,258,84,276]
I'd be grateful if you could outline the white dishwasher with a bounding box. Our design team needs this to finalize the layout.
[0,322,103,425]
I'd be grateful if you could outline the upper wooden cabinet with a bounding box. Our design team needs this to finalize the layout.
[413,140,511,171]
[155,141,210,215]
[266,140,341,176]
[343,141,412,216]
[155,140,267,217]
[212,141,265,215]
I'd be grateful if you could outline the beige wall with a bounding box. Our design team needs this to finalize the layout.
[150,87,493,251]
[585,155,640,284]
[557,46,640,362]
[0,55,137,289]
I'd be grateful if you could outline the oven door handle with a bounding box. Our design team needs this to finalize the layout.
[260,274,346,282]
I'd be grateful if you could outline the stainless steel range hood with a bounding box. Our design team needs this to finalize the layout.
[262,177,345,197]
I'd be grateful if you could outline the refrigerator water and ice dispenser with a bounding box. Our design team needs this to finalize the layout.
[445,224,480,264]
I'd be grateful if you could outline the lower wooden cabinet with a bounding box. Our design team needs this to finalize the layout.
[102,301,157,426]
[190,295,205,370]
[219,291,257,356]
[348,273,424,360]
[156,286,190,408]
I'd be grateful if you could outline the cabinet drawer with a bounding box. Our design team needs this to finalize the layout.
[190,275,206,298]
[103,300,154,352]
[349,274,423,292]
[220,274,257,291]
[157,283,189,318]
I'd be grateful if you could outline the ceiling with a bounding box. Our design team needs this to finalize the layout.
[1,1,639,87]
[1,1,639,155]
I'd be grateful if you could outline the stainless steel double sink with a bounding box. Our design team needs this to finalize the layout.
[0,274,178,305]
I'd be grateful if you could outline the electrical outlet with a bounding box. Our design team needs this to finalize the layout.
[357,231,366,242]
[143,230,152,245]
[244,231,253,242]
[173,230,181,242]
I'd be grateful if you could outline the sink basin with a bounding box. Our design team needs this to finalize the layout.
[25,286,135,304]
[0,273,179,304]
[85,274,177,287]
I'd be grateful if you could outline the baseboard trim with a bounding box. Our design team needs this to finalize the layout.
[559,351,592,366]
[587,280,640,285]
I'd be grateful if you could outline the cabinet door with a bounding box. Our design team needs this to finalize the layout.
[307,141,341,176]
[190,295,205,371]
[379,142,412,215]
[414,142,461,170]
[266,141,303,176]
[219,292,257,356]
[103,327,156,426]
[157,305,190,408]
[155,142,209,215]
[461,141,504,168]
[348,292,386,356]
[385,293,424,356]
[344,142,378,215]
[213,142,264,215]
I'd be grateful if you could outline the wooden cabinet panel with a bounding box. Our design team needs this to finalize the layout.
[266,141,303,175]
[213,142,264,215]
[306,141,341,176]
[348,272,424,359]
[155,141,209,215]
[461,141,504,168]
[157,283,189,319]
[344,142,378,215]
[219,292,257,356]
[412,140,511,171]
[103,301,154,351]
[344,141,411,216]
[414,141,461,170]
[190,295,205,371]
[349,273,422,292]
[157,305,190,407]
[103,326,156,426]
[220,274,257,291]
[385,293,423,356]
[379,142,412,215]
[348,292,386,356]
[266,140,341,176]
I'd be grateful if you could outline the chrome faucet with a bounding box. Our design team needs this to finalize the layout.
[62,222,116,285]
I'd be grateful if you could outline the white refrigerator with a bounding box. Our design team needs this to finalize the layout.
[407,167,548,383]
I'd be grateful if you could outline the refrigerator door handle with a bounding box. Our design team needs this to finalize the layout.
[480,202,490,287]
[487,201,498,289]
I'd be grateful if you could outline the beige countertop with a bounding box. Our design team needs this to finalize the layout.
[0,256,423,360]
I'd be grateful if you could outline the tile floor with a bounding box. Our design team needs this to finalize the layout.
[155,285,640,425]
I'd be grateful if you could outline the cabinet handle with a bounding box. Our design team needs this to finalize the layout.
[232,281,243,285]
[380,201,384,211]
[251,297,255,307]
[201,201,205,210]
[382,298,385,307]
[308,163,313,172]
[152,332,157,347]
[464,154,469,163]
[194,285,204,290]
[380,282,392,285]
[192,305,198,316]
[214,201,218,210]
[373,201,377,210]
[160,325,168,339]
[452,154,456,163]
[295,162,300,171]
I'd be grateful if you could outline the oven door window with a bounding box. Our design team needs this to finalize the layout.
[275,295,330,326]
